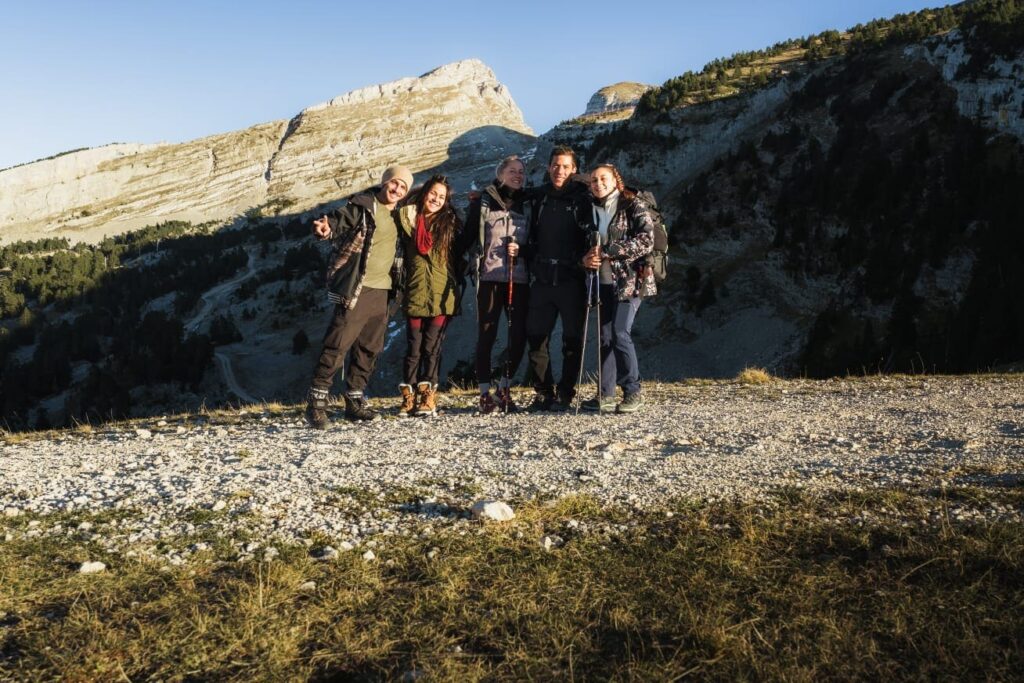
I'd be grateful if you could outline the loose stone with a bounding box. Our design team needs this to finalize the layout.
[470,500,515,522]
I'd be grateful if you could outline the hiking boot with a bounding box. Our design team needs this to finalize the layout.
[414,382,437,417]
[616,392,645,414]
[343,393,379,422]
[305,397,329,430]
[478,392,498,415]
[581,395,617,413]
[495,387,518,413]
[528,392,556,412]
[397,384,416,418]
[549,390,574,413]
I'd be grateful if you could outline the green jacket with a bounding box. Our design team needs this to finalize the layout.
[397,205,464,317]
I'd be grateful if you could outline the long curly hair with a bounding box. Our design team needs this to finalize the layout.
[591,163,637,202]
[415,175,461,261]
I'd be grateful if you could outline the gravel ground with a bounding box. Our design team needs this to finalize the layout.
[2,376,1022,563]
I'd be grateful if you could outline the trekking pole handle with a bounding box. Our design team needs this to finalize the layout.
[585,230,601,271]
[506,235,516,306]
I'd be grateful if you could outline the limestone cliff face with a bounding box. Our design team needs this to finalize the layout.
[906,29,1024,143]
[551,32,1023,197]
[0,60,534,244]
[545,33,1024,378]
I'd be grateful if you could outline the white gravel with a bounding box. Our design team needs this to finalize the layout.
[1,376,1021,562]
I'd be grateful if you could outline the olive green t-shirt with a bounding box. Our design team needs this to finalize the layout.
[362,201,398,290]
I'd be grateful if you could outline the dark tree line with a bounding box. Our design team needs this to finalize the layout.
[635,0,1022,115]
[675,44,1024,377]
[1,214,319,431]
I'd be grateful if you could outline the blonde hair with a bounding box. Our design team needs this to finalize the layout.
[495,155,525,178]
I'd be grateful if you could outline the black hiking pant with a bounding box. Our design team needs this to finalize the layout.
[310,287,389,394]
[404,316,448,386]
[475,280,529,383]
[526,280,586,399]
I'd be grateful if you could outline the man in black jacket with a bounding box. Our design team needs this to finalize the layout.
[305,165,413,428]
[522,146,594,410]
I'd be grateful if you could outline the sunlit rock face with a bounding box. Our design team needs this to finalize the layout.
[0,59,535,244]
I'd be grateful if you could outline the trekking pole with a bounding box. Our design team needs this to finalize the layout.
[594,269,602,408]
[574,273,593,415]
[575,231,601,415]
[503,235,516,413]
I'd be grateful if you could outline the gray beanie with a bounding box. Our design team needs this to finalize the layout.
[381,165,413,192]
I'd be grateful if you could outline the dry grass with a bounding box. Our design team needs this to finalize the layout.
[736,367,773,384]
[1,489,1021,681]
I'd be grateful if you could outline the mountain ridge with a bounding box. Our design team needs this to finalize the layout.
[543,17,1024,379]
[0,59,533,245]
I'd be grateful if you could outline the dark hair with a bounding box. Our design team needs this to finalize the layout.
[591,163,636,201]
[548,145,579,170]
[415,175,461,261]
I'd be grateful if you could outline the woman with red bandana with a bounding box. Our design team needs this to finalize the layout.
[395,175,465,416]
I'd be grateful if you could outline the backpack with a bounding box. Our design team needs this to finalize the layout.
[628,186,669,283]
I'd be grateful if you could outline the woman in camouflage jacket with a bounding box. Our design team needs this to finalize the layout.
[581,164,657,414]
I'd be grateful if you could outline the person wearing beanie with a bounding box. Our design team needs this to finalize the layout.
[464,155,533,414]
[304,165,412,428]
[382,165,413,196]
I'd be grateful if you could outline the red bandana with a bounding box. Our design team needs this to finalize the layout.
[415,213,434,255]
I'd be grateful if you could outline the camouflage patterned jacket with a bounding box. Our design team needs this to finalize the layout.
[599,195,658,301]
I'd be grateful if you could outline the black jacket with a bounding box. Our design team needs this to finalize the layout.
[321,188,404,310]
[522,181,594,286]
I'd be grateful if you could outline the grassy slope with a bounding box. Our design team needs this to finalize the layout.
[1,486,1021,680]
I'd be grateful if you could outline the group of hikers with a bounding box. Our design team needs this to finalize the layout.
[303,145,659,429]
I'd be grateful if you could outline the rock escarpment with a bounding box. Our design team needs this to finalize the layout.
[0,60,535,244]
[545,29,1024,378]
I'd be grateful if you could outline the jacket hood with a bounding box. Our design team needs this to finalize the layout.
[348,188,380,210]
[484,183,509,210]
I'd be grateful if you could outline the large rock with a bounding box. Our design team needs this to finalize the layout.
[470,500,515,522]
[584,82,654,117]
[0,59,535,244]
[78,561,107,574]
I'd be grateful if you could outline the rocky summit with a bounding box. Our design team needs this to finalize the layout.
[0,59,534,244]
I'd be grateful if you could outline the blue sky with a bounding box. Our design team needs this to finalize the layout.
[0,0,944,169]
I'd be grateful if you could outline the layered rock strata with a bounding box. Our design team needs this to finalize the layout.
[0,59,535,244]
